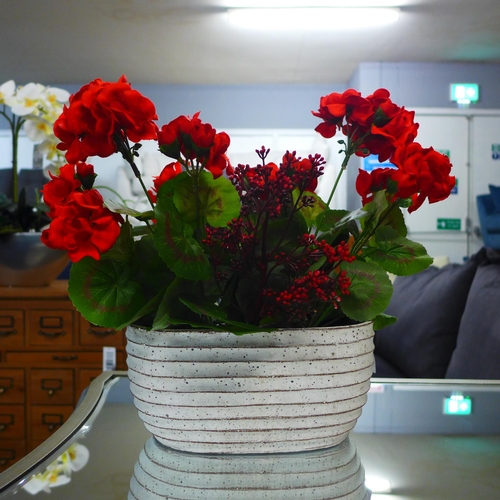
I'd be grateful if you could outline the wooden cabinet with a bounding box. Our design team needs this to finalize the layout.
[0,281,126,471]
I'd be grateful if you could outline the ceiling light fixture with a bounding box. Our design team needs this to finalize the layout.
[227,7,400,30]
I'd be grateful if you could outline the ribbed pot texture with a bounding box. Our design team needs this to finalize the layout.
[128,437,371,500]
[126,322,375,455]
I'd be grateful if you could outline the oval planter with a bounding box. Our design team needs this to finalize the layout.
[0,232,69,287]
[126,321,375,455]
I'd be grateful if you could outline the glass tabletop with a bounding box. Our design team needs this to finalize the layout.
[1,372,499,499]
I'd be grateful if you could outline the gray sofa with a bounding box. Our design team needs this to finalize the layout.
[373,247,500,379]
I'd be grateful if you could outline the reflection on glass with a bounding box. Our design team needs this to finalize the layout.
[22,443,89,495]
[129,437,370,499]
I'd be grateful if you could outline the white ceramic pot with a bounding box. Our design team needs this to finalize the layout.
[128,437,371,500]
[126,321,375,455]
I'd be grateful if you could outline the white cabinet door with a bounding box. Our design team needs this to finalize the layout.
[470,115,500,253]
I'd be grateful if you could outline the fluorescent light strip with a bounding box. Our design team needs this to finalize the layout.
[227,7,400,30]
[225,1,404,7]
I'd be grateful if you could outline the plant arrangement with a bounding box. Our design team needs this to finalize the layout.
[0,80,69,233]
[41,77,455,333]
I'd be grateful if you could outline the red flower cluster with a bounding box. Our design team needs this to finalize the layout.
[313,88,455,212]
[355,144,456,213]
[41,163,123,262]
[312,88,418,162]
[157,112,231,178]
[54,75,158,164]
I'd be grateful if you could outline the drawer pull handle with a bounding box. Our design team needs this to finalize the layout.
[52,355,77,362]
[0,329,16,337]
[0,378,14,395]
[38,330,66,339]
[0,450,14,466]
[42,414,63,432]
[0,415,14,432]
[41,379,63,396]
[88,328,115,338]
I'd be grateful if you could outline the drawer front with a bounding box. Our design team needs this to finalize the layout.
[0,368,25,404]
[0,440,26,472]
[0,405,25,439]
[0,310,24,348]
[28,310,74,346]
[31,406,73,442]
[80,318,124,347]
[31,369,74,405]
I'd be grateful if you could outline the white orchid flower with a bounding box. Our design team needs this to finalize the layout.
[24,117,53,142]
[9,82,45,116]
[22,443,89,495]
[37,138,62,160]
[0,80,15,105]
[45,86,70,107]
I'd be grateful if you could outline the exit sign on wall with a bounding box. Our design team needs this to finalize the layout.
[437,218,461,231]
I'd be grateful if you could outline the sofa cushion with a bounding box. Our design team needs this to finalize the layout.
[489,184,500,213]
[374,249,486,378]
[446,248,500,379]
[373,353,406,378]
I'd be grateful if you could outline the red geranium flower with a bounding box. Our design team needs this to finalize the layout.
[391,143,456,213]
[54,75,158,163]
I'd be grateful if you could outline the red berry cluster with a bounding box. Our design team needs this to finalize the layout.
[201,148,354,327]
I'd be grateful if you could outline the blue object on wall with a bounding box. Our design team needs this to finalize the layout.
[477,188,500,249]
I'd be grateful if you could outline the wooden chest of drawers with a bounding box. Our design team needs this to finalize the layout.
[0,280,127,471]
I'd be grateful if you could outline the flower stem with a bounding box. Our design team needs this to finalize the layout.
[1,108,24,203]
[113,131,155,211]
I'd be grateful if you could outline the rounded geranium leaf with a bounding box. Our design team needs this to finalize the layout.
[172,170,240,228]
[154,183,211,280]
[369,225,433,276]
[339,259,393,322]
[68,257,147,328]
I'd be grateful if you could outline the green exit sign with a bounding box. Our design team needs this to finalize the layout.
[437,218,461,231]
[450,83,479,104]
[444,395,472,415]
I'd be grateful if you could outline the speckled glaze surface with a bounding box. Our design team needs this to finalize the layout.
[126,322,375,454]
[128,437,371,500]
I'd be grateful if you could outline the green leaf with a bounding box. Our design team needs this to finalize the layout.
[360,190,390,237]
[173,170,240,228]
[68,257,148,328]
[381,205,407,237]
[315,209,350,232]
[180,298,271,334]
[339,259,393,322]
[152,277,203,330]
[100,220,134,262]
[265,212,308,253]
[373,313,397,331]
[368,226,433,276]
[292,189,326,227]
[316,208,363,241]
[104,199,155,222]
[154,180,211,280]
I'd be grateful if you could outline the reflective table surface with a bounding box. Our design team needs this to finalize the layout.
[1,372,499,499]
